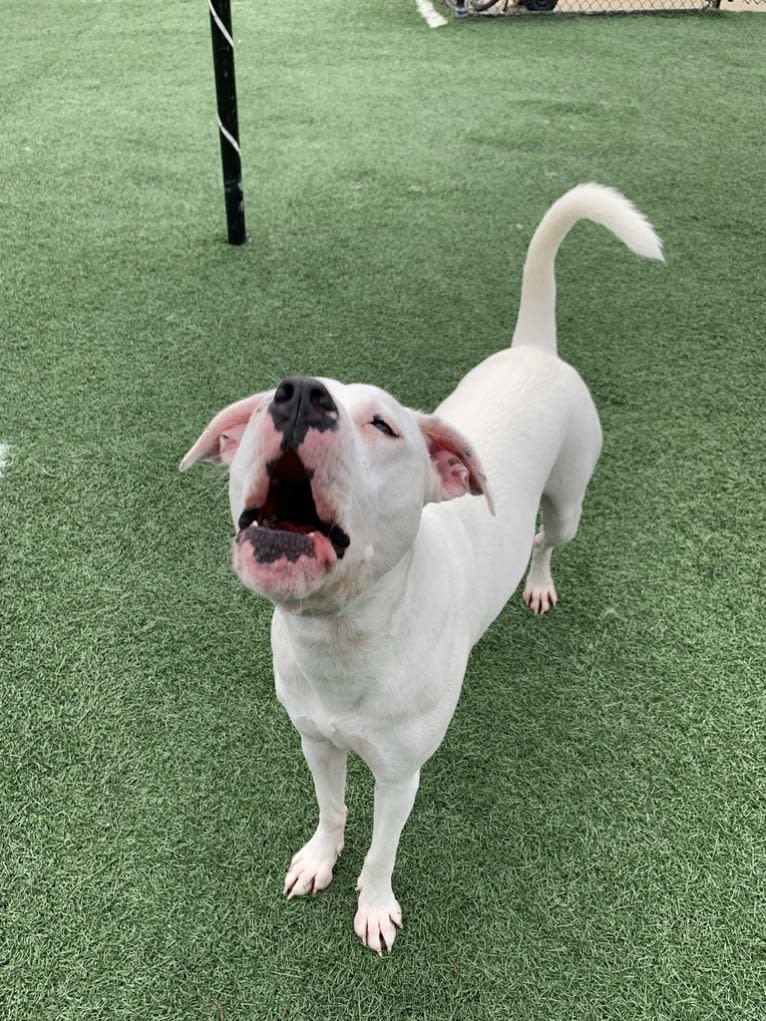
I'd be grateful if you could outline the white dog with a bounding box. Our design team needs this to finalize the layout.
[181,183,662,953]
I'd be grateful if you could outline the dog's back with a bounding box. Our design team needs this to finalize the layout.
[429,184,664,635]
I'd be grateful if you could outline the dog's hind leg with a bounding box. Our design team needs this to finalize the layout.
[523,395,602,615]
[523,495,584,614]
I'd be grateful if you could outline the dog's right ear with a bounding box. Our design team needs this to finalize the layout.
[179,392,271,471]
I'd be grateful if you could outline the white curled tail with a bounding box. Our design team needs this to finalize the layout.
[511,183,664,354]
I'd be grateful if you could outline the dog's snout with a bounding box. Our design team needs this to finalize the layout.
[309,385,338,416]
[273,379,295,406]
[270,375,339,449]
[274,377,336,415]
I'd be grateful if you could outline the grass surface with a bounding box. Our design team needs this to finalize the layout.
[1,1,765,1018]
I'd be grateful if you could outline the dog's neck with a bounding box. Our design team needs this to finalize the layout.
[275,543,417,654]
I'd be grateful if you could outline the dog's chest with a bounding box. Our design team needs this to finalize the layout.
[276,670,385,763]
[273,617,391,752]
[278,651,377,714]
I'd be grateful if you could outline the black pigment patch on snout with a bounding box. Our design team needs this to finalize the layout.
[237,525,316,564]
[269,375,339,451]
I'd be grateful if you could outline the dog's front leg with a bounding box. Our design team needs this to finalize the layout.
[284,735,347,898]
[354,770,420,954]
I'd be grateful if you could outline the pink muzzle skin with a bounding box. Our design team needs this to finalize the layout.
[232,525,339,603]
[232,409,350,602]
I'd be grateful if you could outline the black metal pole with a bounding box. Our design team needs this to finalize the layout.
[208,0,246,245]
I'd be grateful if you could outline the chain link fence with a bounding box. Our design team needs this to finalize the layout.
[445,0,762,15]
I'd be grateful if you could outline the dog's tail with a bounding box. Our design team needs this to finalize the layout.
[511,183,664,354]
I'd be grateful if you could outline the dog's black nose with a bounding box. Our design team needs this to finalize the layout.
[270,375,339,449]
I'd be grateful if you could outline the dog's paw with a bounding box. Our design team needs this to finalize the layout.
[284,832,343,899]
[353,896,403,955]
[354,874,403,954]
[523,578,558,615]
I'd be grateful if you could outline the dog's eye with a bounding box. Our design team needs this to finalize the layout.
[371,415,399,438]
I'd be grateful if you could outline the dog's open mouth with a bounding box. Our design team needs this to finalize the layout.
[236,451,350,565]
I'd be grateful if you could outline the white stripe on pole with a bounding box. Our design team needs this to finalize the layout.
[217,116,242,156]
[415,0,448,26]
[208,0,235,47]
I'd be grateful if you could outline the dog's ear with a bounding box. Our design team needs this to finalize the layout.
[419,415,495,515]
[180,392,271,471]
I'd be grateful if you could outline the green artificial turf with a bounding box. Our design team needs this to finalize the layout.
[1,1,765,1017]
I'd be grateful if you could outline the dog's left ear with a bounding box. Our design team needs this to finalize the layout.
[419,415,496,516]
